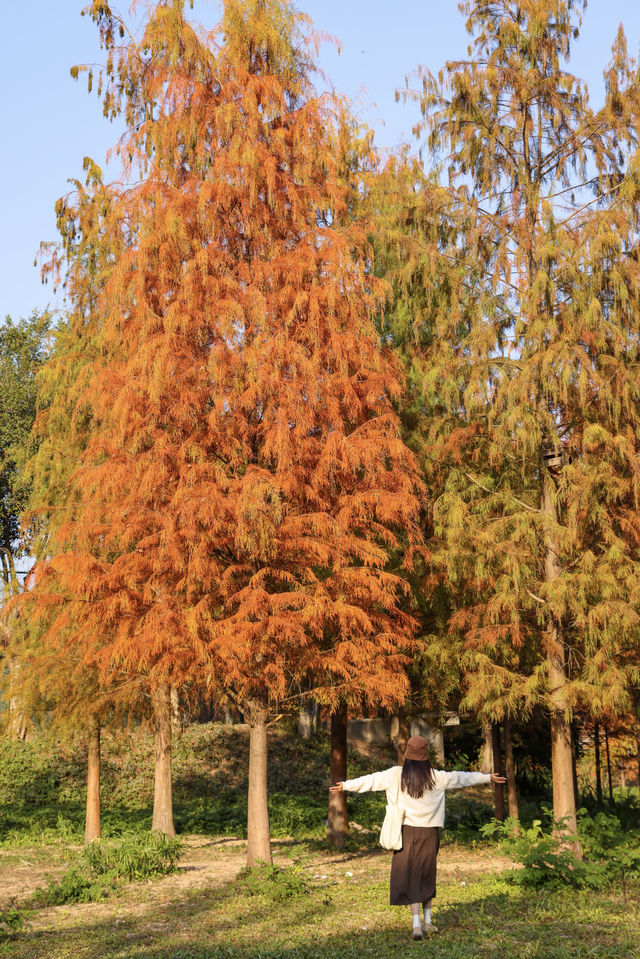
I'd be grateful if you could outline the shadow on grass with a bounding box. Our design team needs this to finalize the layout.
[5,868,637,959]
[0,803,157,844]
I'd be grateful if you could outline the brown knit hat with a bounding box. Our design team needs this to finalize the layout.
[404,735,430,762]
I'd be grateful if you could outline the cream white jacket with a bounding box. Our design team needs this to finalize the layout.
[341,765,492,828]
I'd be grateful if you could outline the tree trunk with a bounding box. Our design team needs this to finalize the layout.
[247,699,272,866]
[634,689,640,794]
[504,718,519,824]
[6,658,28,741]
[396,707,410,765]
[594,720,603,806]
[491,722,505,821]
[327,704,348,850]
[479,721,494,774]
[170,686,180,733]
[570,718,580,809]
[152,684,176,837]
[604,726,614,805]
[542,462,579,848]
[298,703,314,739]
[84,716,101,843]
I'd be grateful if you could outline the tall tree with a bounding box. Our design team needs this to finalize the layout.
[28,0,424,865]
[3,160,155,838]
[401,0,640,841]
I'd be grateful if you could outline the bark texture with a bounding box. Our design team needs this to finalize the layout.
[297,704,314,739]
[170,686,180,733]
[504,718,519,823]
[491,722,505,821]
[479,722,494,774]
[327,704,348,850]
[570,719,580,809]
[247,699,272,866]
[604,727,614,804]
[84,716,101,843]
[7,658,28,741]
[634,689,640,793]
[396,707,410,765]
[152,684,176,837]
[594,720,603,806]
[542,463,579,846]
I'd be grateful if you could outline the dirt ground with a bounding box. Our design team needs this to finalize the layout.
[0,834,514,908]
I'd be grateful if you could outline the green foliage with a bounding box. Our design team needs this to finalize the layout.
[0,907,24,942]
[0,311,51,587]
[236,862,309,903]
[82,831,183,881]
[578,807,640,888]
[36,866,117,905]
[442,794,495,841]
[481,806,640,890]
[35,832,183,904]
[0,724,400,847]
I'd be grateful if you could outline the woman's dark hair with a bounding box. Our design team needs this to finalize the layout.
[401,759,435,798]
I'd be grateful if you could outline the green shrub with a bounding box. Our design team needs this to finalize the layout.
[236,862,309,902]
[35,832,183,904]
[578,809,640,887]
[82,831,183,881]
[481,808,640,890]
[36,868,117,905]
[0,907,24,941]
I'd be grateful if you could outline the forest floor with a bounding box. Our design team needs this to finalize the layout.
[1,834,638,959]
[2,726,639,958]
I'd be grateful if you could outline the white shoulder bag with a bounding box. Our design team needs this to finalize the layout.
[379,767,404,851]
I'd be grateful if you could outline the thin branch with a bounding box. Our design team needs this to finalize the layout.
[526,587,546,604]
[463,471,541,514]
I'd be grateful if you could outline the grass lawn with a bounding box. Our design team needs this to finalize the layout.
[1,837,638,959]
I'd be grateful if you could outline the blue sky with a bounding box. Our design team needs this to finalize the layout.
[2,0,640,323]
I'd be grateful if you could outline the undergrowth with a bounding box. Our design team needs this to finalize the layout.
[34,832,183,905]
[235,862,310,902]
[480,797,640,890]
[0,907,23,943]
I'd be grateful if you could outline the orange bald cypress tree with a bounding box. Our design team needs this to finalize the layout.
[33,0,423,863]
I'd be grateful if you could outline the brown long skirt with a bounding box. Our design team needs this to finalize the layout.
[389,825,440,906]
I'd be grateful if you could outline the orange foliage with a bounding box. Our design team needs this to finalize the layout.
[34,0,424,714]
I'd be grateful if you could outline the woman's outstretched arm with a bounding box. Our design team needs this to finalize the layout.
[329,767,398,794]
[436,770,505,790]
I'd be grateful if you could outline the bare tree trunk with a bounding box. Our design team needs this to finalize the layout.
[594,720,603,806]
[84,716,101,843]
[479,721,494,774]
[6,657,28,741]
[247,699,272,866]
[542,462,579,848]
[298,703,314,739]
[170,686,180,733]
[570,718,580,809]
[396,707,410,765]
[152,684,176,837]
[327,704,348,850]
[634,689,640,795]
[504,718,519,825]
[491,722,505,821]
[604,726,614,805]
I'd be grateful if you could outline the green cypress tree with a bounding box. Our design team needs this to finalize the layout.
[400,0,640,840]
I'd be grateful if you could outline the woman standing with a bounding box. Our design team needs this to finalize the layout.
[329,735,506,941]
